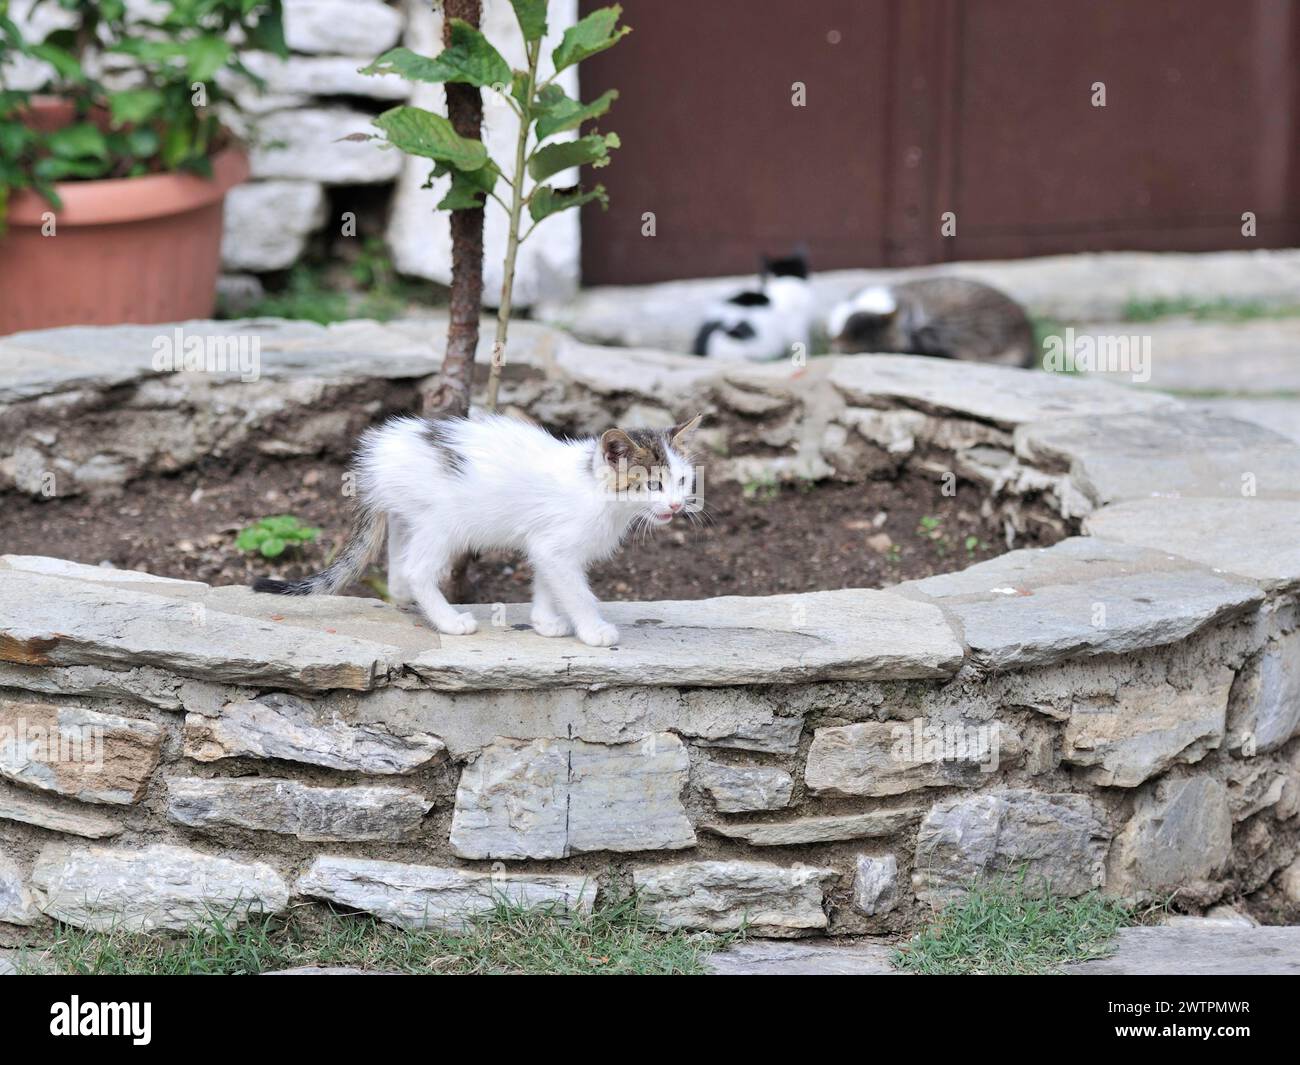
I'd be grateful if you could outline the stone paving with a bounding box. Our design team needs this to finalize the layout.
[536,249,1300,351]
[703,924,1300,975]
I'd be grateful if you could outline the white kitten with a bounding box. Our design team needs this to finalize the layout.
[692,253,813,361]
[254,412,703,648]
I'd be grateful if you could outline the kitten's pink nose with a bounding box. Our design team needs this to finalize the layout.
[669,502,683,513]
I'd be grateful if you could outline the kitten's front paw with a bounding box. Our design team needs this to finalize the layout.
[531,614,573,638]
[576,621,619,647]
[436,611,478,635]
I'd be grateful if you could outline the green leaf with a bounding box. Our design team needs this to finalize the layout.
[509,0,548,42]
[235,528,265,551]
[260,537,287,558]
[361,47,448,83]
[510,70,531,109]
[184,36,232,83]
[0,123,35,157]
[160,123,194,168]
[534,86,618,141]
[528,131,618,182]
[46,123,109,161]
[435,159,500,209]
[33,156,111,181]
[28,42,84,82]
[373,106,488,171]
[362,20,510,89]
[551,5,630,72]
[123,127,160,159]
[108,89,164,127]
[528,182,608,223]
[247,3,287,56]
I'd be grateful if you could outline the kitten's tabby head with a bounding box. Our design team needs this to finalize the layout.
[599,414,703,525]
[828,286,899,353]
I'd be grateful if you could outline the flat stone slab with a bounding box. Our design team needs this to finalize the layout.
[1016,409,1300,503]
[634,860,839,937]
[31,843,288,932]
[695,762,793,812]
[706,939,896,975]
[0,557,963,692]
[0,696,162,805]
[166,777,433,842]
[701,809,921,847]
[1061,667,1232,788]
[705,926,1300,975]
[1085,498,1300,592]
[295,856,597,931]
[183,692,447,774]
[900,537,1262,670]
[1107,776,1232,898]
[1073,318,1300,395]
[805,721,994,797]
[1195,397,1300,445]
[913,790,1110,903]
[0,781,123,838]
[0,317,563,404]
[0,567,406,691]
[829,355,1175,429]
[449,734,694,860]
[1064,926,1300,975]
[407,591,964,690]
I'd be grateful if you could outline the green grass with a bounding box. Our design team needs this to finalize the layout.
[228,238,444,325]
[741,472,780,503]
[1120,296,1300,323]
[19,896,727,976]
[892,876,1136,975]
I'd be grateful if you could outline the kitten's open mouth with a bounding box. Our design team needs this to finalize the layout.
[651,511,674,524]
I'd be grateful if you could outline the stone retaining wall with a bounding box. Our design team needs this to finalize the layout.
[2,326,1299,938]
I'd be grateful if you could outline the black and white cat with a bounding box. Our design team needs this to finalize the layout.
[253,412,703,648]
[691,253,814,361]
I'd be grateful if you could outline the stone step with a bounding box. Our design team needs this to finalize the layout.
[705,925,1300,975]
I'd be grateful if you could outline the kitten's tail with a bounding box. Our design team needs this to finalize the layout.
[252,506,387,597]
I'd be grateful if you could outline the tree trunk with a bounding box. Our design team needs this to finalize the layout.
[423,0,484,419]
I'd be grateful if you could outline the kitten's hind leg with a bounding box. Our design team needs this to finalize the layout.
[386,515,414,605]
[530,575,573,638]
[403,535,478,636]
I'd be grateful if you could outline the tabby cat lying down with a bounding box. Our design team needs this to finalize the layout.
[253,412,702,648]
[828,277,1036,367]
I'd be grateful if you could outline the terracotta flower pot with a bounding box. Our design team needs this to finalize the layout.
[0,100,249,336]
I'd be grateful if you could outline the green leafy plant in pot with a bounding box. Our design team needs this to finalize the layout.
[0,0,285,334]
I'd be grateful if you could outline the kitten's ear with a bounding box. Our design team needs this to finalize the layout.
[600,428,636,467]
[670,413,704,448]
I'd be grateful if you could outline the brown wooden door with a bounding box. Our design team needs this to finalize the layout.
[577,0,1300,284]
[576,0,892,284]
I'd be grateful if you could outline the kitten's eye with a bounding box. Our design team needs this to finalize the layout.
[677,476,687,487]
[646,479,662,492]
